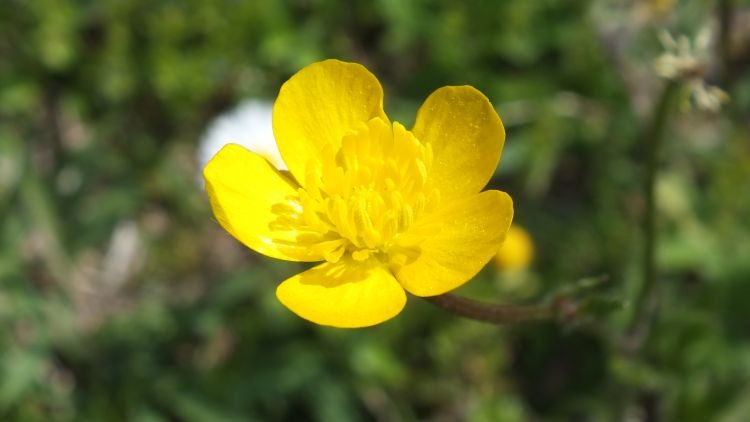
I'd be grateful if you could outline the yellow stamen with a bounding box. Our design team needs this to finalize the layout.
[269,117,440,263]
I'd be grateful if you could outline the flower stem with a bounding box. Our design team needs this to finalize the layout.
[718,0,735,90]
[425,293,569,324]
[627,81,678,344]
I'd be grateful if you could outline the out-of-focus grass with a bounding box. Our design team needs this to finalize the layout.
[1,0,750,420]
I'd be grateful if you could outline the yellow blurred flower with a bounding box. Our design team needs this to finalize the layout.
[645,0,677,17]
[652,0,676,15]
[204,60,513,327]
[492,225,534,271]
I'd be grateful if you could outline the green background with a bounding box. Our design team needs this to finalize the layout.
[1,0,750,420]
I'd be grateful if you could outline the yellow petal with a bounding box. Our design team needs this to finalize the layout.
[411,86,505,201]
[276,259,406,328]
[204,143,321,262]
[394,190,513,296]
[273,59,388,184]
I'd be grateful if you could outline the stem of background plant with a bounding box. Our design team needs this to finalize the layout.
[626,81,678,348]
[718,0,735,90]
[425,293,570,324]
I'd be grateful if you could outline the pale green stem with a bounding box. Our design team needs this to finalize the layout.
[627,81,678,344]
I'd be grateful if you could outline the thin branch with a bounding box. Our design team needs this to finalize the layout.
[425,293,573,324]
[626,81,678,348]
[718,0,735,90]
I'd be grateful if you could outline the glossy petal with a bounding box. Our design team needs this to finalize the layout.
[412,86,505,200]
[276,259,406,328]
[273,59,388,184]
[394,190,513,296]
[204,144,321,262]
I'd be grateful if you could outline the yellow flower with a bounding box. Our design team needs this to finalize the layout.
[204,60,513,327]
[492,225,534,271]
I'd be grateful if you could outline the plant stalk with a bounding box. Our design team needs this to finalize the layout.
[425,293,566,324]
[627,81,678,341]
[718,0,735,90]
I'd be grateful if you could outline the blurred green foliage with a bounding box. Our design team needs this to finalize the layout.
[1,0,750,420]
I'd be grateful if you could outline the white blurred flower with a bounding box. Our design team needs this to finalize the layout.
[197,100,286,176]
[689,79,730,112]
[654,29,729,112]
[654,29,709,80]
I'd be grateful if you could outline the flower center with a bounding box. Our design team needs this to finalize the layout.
[275,118,440,264]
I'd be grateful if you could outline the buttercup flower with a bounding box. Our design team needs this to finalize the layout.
[204,60,513,327]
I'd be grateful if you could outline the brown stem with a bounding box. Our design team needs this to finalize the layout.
[425,293,568,324]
